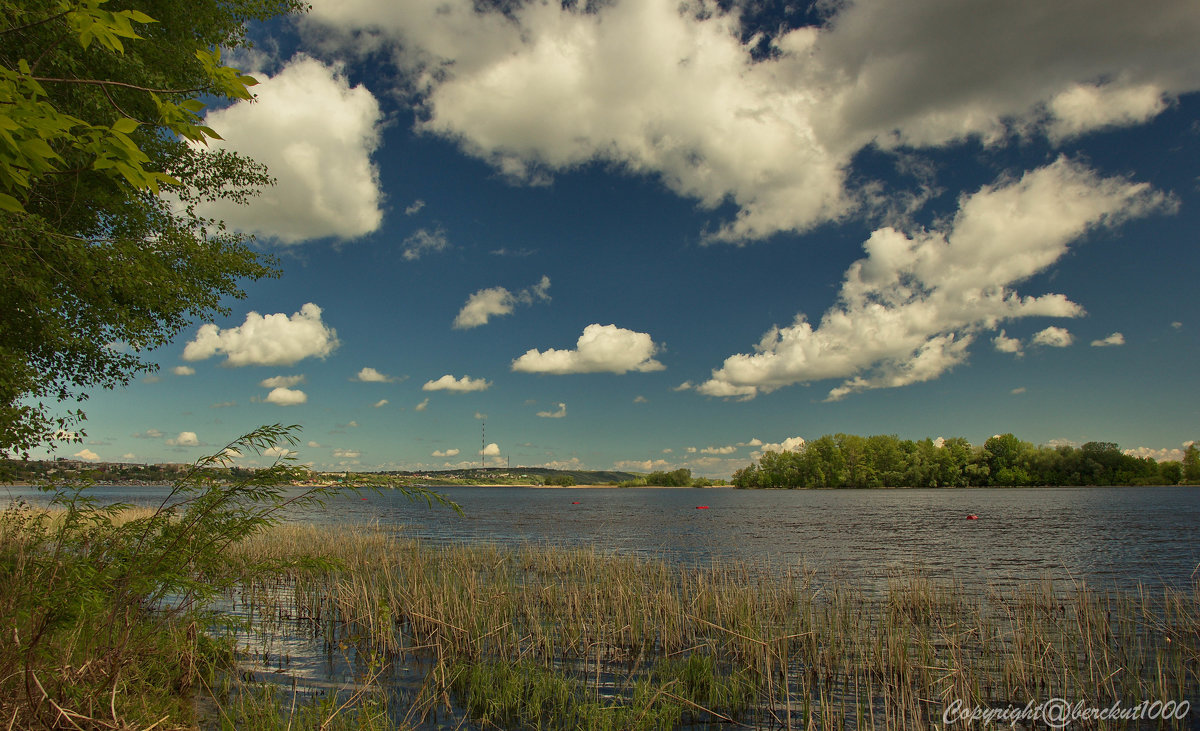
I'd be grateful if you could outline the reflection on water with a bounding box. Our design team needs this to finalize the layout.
[9,483,1198,590]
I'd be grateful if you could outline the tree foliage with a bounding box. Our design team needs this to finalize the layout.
[0,0,304,457]
[732,433,1187,489]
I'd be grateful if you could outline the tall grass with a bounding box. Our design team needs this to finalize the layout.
[222,523,1200,729]
[0,425,455,730]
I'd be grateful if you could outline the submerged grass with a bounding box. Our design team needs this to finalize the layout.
[216,522,1199,730]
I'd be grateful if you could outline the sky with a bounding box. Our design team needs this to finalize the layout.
[46,0,1200,477]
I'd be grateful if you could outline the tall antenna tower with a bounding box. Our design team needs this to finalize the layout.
[481,421,486,470]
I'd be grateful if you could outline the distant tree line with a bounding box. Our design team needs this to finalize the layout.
[731,434,1198,489]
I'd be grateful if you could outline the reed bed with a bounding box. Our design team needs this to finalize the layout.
[218,523,1200,729]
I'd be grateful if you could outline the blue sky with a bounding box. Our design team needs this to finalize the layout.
[52,0,1200,476]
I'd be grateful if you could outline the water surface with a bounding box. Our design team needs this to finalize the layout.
[9,483,1197,591]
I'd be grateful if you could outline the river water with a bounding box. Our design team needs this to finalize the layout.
[8,483,1199,591]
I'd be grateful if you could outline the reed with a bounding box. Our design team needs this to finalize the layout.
[217,522,1200,729]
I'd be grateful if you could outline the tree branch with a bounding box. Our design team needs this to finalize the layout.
[31,77,207,95]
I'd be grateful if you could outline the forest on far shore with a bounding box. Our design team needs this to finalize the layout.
[731,433,1198,489]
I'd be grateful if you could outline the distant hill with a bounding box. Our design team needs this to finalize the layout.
[377,467,640,485]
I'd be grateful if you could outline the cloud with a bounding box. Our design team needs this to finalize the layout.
[121,453,136,461]
[183,303,339,367]
[167,431,200,447]
[195,55,383,243]
[405,199,425,215]
[536,403,567,418]
[1091,332,1126,347]
[432,448,460,457]
[992,330,1023,356]
[172,366,195,376]
[305,0,1199,243]
[333,448,361,458]
[481,443,500,456]
[754,437,807,458]
[265,387,308,406]
[738,438,763,448]
[1011,387,1027,395]
[422,374,491,392]
[372,399,389,408]
[260,374,306,388]
[132,429,163,439]
[1032,326,1074,348]
[633,395,648,404]
[353,366,397,382]
[401,227,449,261]
[1124,446,1185,462]
[615,458,672,472]
[210,401,237,409]
[415,398,430,411]
[700,445,737,455]
[453,275,551,329]
[512,324,664,375]
[307,441,322,448]
[696,160,1166,400]
[73,449,100,461]
[262,446,296,458]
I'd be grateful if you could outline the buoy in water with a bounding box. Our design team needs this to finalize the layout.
[696,506,709,510]
[966,514,978,520]
[572,501,581,505]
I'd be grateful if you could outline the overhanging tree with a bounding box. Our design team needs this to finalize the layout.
[1,0,303,457]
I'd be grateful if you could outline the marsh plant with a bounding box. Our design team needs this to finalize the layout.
[220,525,1199,730]
[0,424,455,729]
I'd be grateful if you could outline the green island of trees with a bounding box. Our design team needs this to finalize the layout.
[731,433,1198,489]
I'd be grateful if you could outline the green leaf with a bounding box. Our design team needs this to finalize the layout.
[0,191,23,212]
[111,117,139,134]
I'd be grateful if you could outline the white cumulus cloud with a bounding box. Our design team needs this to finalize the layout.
[73,449,100,461]
[1091,332,1126,347]
[422,374,491,392]
[695,160,1166,401]
[305,0,1200,243]
[183,303,339,367]
[333,448,361,458]
[481,443,500,456]
[372,399,389,408]
[1032,326,1074,348]
[353,366,397,382]
[992,330,1024,356]
[1123,446,1184,462]
[454,276,551,329]
[196,55,384,243]
[432,448,460,457]
[415,398,430,411]
[172,366,195,376]
[260,374,305,388]
[536,403,567,419]
[512,324,664,375]
[265,387,308,406]
[167,431,200,447]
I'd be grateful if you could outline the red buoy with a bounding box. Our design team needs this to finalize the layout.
[696,506,709,510]
[571,501,581,505]
[966,514,978,520]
